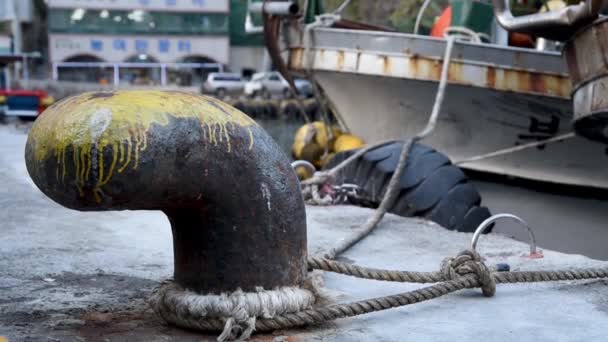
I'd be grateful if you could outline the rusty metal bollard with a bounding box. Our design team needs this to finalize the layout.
[25,90,308,295]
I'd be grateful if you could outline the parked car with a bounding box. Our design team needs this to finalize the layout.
[294,78,313,98]
[201,72,245,98]
[0,90,54,119]
[244,72,313,99]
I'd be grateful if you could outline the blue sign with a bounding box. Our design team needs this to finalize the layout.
[192,0,205,6]
[135,39,149,52]
[158,39,170,53]
[90,40,103,52]
[165,0,177,5]
[178,40,191,53]
[113,39,127,51]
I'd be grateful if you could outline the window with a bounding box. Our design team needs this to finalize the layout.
[49,9,229,35]
[211,74,242,82]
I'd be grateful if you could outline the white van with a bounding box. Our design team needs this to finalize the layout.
[202,73,245,98]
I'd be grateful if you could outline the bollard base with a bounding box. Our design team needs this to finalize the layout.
[148,280,316,341]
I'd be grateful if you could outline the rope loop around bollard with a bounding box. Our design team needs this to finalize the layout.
[471,213,539,257]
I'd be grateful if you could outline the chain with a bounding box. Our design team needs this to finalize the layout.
[302,182,360,206]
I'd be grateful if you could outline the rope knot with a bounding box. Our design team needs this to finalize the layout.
[217,305,256,342]
[440,249,496,297]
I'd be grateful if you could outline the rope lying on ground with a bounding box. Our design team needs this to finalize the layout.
[251,250,608,331]
[152,249,608,336]
[309,254,608,285]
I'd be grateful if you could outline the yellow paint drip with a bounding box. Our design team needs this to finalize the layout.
[29,90,257,203]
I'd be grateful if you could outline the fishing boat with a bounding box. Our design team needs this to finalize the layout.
[282,2,608,190]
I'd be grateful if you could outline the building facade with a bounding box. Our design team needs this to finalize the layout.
[46,0,265,85]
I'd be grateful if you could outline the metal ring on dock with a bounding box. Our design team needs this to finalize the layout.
[471,213,539,257]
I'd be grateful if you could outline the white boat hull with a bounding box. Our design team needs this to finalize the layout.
[314,71,608,188]
[288,28,608,189]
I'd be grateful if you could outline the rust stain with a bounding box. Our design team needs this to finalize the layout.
[530,72,547,94]
[288,47,571,98]
[409,54,419,78]
[486,66,570,98]
[560,77,573,97]
[382,55,390,74]
[337,50,345,71]
[447,62,462,84]
[319,48,325,62]
[486,67,496,88]
[433,60,442,81]
[78,308,218,339]
[516,70,532,93]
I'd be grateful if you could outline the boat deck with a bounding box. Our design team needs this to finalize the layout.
[1,125,608,341]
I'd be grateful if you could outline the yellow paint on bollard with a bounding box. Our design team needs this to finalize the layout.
[27,90,257,202]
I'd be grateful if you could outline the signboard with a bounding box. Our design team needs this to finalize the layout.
[49,34,230,64]
[47,0,228,13]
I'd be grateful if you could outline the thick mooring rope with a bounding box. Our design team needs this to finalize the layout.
[153,248,608,337]
[308,256,445,283]
[150,249,489,336]
[309,255,608,285]
[253,274,480,331]
[252,250,608,331]
[167,274,480,333]
[149,282,316,341]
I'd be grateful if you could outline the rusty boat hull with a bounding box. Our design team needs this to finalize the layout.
[289,28,608,189]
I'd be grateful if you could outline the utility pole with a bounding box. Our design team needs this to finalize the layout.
[9,0,22,87]
[9,0,22,54]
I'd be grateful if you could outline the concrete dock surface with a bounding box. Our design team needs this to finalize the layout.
[2,124,608,341]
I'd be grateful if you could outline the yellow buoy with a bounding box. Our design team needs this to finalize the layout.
[292,121,341,158]
[333,134,365,153]
[292,121,350,167]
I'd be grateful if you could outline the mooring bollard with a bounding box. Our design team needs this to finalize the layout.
[25,90,312,339]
